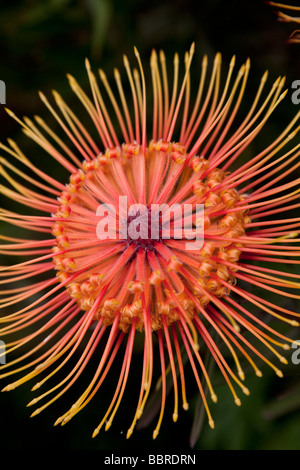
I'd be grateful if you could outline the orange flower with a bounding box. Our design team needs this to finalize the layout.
[0,45,299,440]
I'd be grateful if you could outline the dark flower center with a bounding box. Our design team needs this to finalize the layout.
[125,206,163,251]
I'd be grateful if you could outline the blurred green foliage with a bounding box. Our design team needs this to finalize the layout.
[0,0,300,451]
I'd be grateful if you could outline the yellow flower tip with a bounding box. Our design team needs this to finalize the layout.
[209,419,215,430]
[92,428,99,439]
[38,91,47,103]
[214,52,222,64]
[234,324,241,333]
[61,415,72,426]
[229,54,236,68]
[126,427,133,439]
[113,67,120,80]
[152,429,159,440]
[133,68,139,80]
[52,90,63,105]
[173,52,179,65]
[123,54,129,66]
[1,383,15,392]
[238,64,246,77]
[53,416,64,426]
[24,116,34,128]
[273,76,282,89]
[234,397,242,407]
[282,344,290,351]
[279,356,288,365]
[105,420,112,431]
[99,68,106,81]
[85,57,91,71]
[150,50,157,66]
[172,412,178,422]
[242,387,250,396]
[66,74,78,89]
[193,342,200,352]
[276,369,283,378]
[288,231,299,239]
[27,398,38,407]
[66,73,74,82]
[279,89,288,101]
[30,408,41,417]
[33,114,42,123]
[137,408,143,419]
[238,370,245,381]
[6,137,15,146]
[291,320,300,327]
[211,393,218,403]
[262,69,269,83]
[202,54,208,66]
[280,75,286,85]
[256,370,263,378]
[183,402,189,411]
[189,42,195,55]
[159,49,166,62]
[31,382,42,391]
[134,46,140,58]
[4,107,15,118]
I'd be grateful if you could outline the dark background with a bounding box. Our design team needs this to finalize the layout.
[0,0,300,451]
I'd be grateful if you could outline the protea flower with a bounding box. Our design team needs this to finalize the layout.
[0,44,299,441]
[268,2,300,42]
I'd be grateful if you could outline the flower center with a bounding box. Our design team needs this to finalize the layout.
[125,207,162,251]
[51,140,248,331]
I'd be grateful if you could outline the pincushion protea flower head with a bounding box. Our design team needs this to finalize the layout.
[0,44,300,441]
